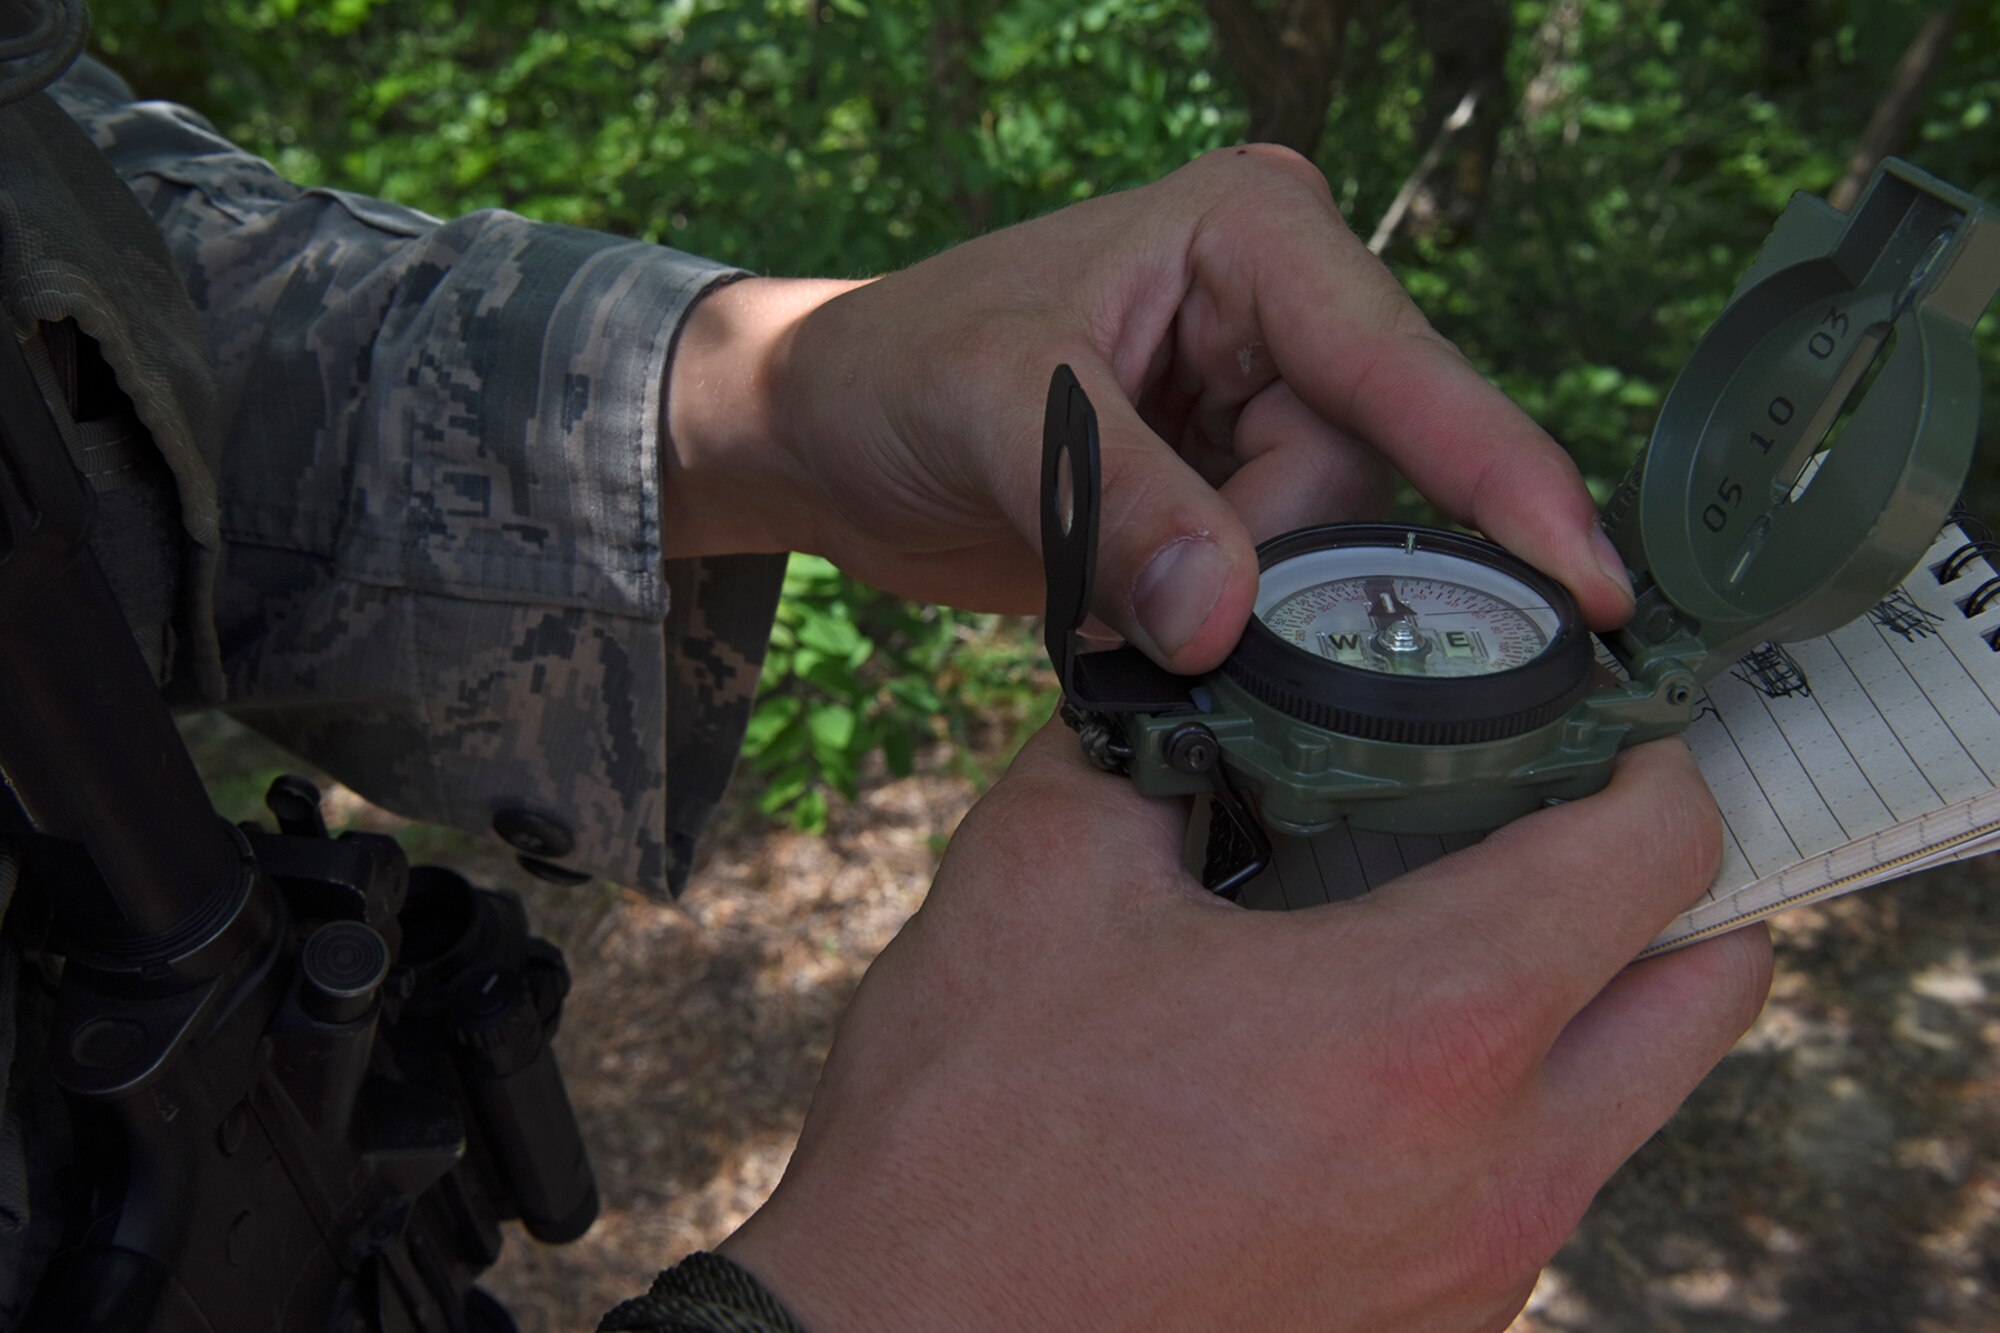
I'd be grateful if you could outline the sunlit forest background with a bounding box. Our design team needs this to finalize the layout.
[91,2,2000,1328]
[94,0,2000,823]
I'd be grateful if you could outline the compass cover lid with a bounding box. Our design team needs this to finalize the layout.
[1603,159,2000,671]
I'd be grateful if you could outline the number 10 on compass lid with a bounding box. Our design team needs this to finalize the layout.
[1041,158,2000,904]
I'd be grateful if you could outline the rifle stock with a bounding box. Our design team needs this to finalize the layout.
[0,311,597,1331]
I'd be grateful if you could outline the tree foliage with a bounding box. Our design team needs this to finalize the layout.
[90,0,2000,821]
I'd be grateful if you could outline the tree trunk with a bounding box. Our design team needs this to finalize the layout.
[1406,0,1512,238]
[1200,0,1352,158]
[1829,5,1959,211]
[929,0,992,235]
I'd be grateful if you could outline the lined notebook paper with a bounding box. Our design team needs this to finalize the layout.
[1218,520,2000,955]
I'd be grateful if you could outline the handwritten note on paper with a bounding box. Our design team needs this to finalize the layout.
[1651,526,2000,951]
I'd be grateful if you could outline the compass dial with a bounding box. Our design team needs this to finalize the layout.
[1254,545,1563,678]
[1222,525,1593,745]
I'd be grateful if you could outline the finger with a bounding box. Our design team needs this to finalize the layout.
[933,336,1263,670]
[1530,926,1773,1184]
[1077,613,1124,651]
[1169,152,1634,629]
[1078,371,1388,667]
[1264,280,1632,630]
[1359,739,1725,1027]
[1219,381,1394,539]
[1061,358,1264,674]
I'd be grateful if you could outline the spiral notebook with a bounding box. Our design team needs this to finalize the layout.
[1223,512,2000,956]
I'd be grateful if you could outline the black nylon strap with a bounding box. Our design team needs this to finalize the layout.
[597,1252,809,1333]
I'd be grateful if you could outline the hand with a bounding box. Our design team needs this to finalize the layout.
[666,145,1634,672]
[716,724,1773,1331]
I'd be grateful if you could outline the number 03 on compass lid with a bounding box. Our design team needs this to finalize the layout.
[1040,158,2000,904]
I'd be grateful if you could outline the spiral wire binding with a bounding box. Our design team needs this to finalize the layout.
[1934,500,2000,649]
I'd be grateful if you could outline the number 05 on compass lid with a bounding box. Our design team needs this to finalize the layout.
[1040,158,2000,904]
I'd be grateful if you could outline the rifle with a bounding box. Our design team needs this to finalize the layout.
[0,307,597,1329]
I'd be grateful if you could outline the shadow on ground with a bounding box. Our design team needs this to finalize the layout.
[1530,867,2000,1333]
[179,712,2000,1332]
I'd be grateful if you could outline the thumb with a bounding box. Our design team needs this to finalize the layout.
[1067,363,1261,673]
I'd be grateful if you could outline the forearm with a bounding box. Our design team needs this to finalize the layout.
[50,73,744,587]
[54,63,858,572]
[665,275,868,559]
[45,61,785,895]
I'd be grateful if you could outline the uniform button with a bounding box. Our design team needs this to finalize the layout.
[493,809,575,859]
[517,854,592,886]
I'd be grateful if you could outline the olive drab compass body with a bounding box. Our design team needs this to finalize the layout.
[1042,159,2000,903]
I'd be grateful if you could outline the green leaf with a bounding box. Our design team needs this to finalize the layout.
[122,0,2000,842]
[887,677,944,713]
[800,655,866,701]
[783,554,842,595]
[792,788,829,833]
[742,695,801,752]
[881,726,916,777]
[748,715,809,771]
[808,703,858,753]
[758,759,815,815]
[797,612,867,659]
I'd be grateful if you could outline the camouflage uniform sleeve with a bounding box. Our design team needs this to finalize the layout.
[49,65,786,897]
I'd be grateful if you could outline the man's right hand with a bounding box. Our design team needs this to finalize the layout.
[665,144,1633,674]
[717,723,1772,1332]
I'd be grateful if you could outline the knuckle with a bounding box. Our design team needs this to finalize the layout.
[1333,322,1455,433]
[1459,1171,1589,1290]
[1298,436,1388,518]
[1334,451,1396,520]
[1096,437,1182,512]
[936,778,1098,929]
[1733,929,1777,1016]
[953,764,1082,856]
[1379,979,1537,1125]
[1370,285,1441,343]
[1191,142,1337,207]
[1098,477,1215,587]
[1633,745,1724,899]
[1695,927,1776,1032]
[1235,141,1323,183]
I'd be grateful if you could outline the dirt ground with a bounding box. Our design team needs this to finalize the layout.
[180,714,2000,1333]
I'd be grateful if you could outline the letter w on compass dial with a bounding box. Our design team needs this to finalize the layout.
[1256,550,1560,680]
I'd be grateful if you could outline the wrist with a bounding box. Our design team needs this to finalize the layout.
[663,274,866,557]
[716,1196,938,1333]
[715,1172,1044,1333]
[600,1250,808,1332]
[716,1203,873,1333]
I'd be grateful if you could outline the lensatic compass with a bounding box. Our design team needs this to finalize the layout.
[1041,159,2000,903]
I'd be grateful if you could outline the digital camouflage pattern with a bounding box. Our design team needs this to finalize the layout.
[0,74,224,694]
[50,64,786,897]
